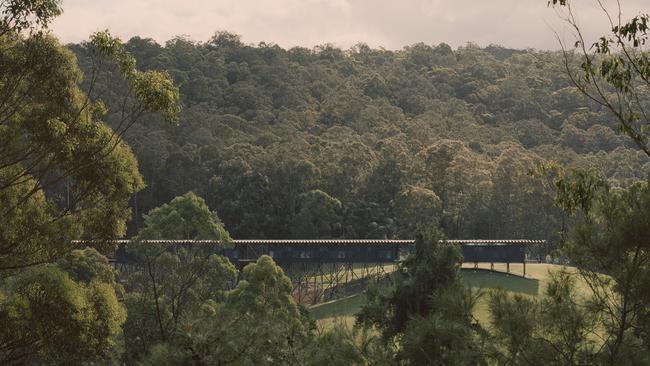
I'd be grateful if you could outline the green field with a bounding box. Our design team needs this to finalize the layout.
[309,263,579,328]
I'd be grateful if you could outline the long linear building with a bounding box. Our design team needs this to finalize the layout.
[104,239,545,304]
[110,239,544,266]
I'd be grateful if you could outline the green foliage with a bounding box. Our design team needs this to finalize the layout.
[392,186,442,238]
[138,255,313,365]
[122,249,237,363]
[0,265,125,365]
[561,175,650,363]
[135,191,230,241]
[293,189,343,238]
[3,1,650,363]
[0,7,180,269]
[231,255,301,311]
[549,0,650,157]
[519,166,650,364]
[534,162,608,216]
[0,5,179,363]
[401,308,482,365]
[308,324,365,365]
[486,271,601,365]
[0,0,62,34]
[302,323,394,365]
[88,30,181,123]
[58,247,117,285]
[121,193,235,363]
[0,32,142,268]
[69,34,650,241]
[357,227,483,364]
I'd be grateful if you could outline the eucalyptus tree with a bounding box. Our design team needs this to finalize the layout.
[138,255,313,366]
[121,192,236,363]
[0,0,180,270]
[0,248,126,365]
[488,166,650,365]
[549,0,650,158]
[0,2,180,364]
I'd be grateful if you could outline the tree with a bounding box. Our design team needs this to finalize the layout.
[486,271,600,365]
[121,192,236,363]
[0,2,179,363]
[0,1,180,270]
[76,28,650,242]
[134,191,230,240]
[58,247,118,285]
[549,0,650,157]
[140,255,313,365]
[356,227,483,364]
[0,0,61,35]
[300,322,395,365]
[122,250,237,363]
[0,251,126,364]
[392,185,442,238]
[557,172,650,363]
[522,165,650,365]
[293,189,343,238]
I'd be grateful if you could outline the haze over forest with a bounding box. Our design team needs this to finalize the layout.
[52,0,648,50]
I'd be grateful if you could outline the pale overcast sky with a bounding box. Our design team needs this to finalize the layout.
[50,0,649,50]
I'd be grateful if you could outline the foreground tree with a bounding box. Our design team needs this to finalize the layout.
[486,270,600,365]
[507,166,650,365]
[300,322,394,365]
[0,0,180,270]
[524,3,650,362]
[549,0,650,158]
[0,2,179,364]
[140,255,313,365]
[556,171,650,364]
[133,191,230,241]
[0,248,125,364]
[121,192,237,363]
[356,227,484,365]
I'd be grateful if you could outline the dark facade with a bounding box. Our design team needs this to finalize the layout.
[112,239,541,265]
[461,243,526,263]
[224,243,399,264]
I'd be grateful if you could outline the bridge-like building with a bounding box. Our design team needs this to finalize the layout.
[110,239,544,304]
[113,238,542,266]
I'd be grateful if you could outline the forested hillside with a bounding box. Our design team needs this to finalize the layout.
[70,33,649,240]
[4,0,650,363]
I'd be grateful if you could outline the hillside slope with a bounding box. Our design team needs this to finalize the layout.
[70,36,650,240]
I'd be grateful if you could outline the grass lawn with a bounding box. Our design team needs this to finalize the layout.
[309,293,366,329]
[309,263,582,328]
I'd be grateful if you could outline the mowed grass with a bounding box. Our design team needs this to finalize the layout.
[309,263,582,328]
[309,293,366,329]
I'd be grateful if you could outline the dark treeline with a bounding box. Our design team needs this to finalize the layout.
[70,33,649,240]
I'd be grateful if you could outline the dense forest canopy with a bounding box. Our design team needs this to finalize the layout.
[69,33,649,240]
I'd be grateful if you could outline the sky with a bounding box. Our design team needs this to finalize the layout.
[50,0,649,50]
